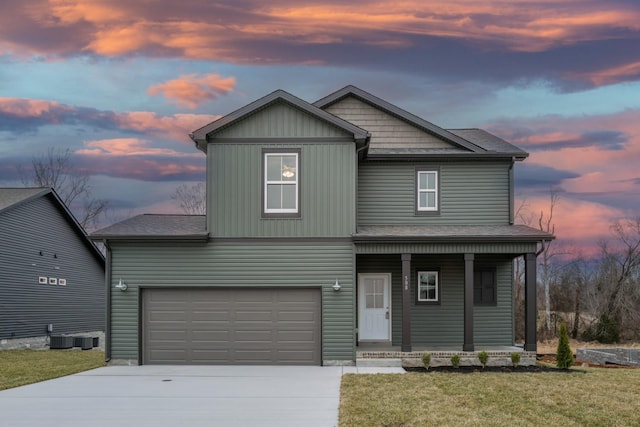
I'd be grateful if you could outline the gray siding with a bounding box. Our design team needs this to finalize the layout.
[208,143,356,237]
[356,254,514,347]
[109,241,355,362]
[325,96,458,150]
[0,196,105,339]
[358,161,511,226]
[473,256,514,346]
[214,102,351,139]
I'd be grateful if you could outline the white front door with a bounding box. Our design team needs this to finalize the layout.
[358,273,391,341]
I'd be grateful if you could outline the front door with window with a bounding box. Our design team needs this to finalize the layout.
[358,273,391,341]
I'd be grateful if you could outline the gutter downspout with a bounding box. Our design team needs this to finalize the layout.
[104,240,112,362]
[353,135,370,345]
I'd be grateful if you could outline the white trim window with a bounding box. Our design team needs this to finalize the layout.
[417,170,438,211]
[264,152,299,213]
[417,271,439,303]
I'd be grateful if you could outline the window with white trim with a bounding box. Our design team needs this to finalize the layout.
[264,152,299,214]
[417,271,439,303]
[416,170,438,212]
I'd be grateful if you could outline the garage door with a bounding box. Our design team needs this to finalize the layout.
[142,288,321,365]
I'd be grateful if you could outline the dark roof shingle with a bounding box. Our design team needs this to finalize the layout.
[91,214,208,240]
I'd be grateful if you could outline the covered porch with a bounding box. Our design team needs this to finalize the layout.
[353,225,553,366]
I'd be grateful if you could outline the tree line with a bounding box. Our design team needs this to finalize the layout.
[515,192,640,343]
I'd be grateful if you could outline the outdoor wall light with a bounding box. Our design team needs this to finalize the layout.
[115,278,128,292]
[332,279,341,292]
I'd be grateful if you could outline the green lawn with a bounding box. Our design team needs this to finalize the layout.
[340,367,640,426]
[0,349,106,391]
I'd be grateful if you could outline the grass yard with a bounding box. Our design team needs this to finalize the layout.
[0,349,106,391]
[340,367,640,427]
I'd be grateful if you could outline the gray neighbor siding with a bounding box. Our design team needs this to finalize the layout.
[357,254,514,347]
[109,241,355,362]
[0,195,104,340]
[358,161,511,226]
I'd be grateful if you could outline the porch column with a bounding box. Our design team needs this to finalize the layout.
[401,253,412,352]
[463,253,475,351]
[524,253,537,351]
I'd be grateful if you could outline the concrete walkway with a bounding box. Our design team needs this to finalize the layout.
[0,365,404,427]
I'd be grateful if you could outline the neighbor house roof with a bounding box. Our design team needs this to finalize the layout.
[0,187,51,213]
[353,225,554,243]
[91,214,208,241]
[190,89,370,152]
[0,187,105,262]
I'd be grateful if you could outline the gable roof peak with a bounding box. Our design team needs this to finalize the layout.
[314,85,486,154]
[189,88,369,152]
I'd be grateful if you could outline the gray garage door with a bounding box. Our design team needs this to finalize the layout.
[142,288,321,365]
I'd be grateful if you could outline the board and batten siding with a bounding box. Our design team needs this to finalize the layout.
[358,161,511,226]
[0,195,104,340]
[213,101,352,139]
[109,241,355,363]
[356,254,514,347]
[208,142,356,237]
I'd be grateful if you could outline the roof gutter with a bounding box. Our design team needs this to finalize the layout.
[353,235,555,244]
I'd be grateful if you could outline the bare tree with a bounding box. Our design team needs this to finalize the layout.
[171,182,206,215]
[537,190,559,334]
[595,218,640,340]
[21,147,108,230]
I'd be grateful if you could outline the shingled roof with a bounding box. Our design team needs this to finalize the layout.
[91,214,208,241]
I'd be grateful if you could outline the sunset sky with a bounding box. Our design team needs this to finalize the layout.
[1,0,639,256]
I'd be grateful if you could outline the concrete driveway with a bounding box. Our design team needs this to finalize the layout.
[0,365,350,427]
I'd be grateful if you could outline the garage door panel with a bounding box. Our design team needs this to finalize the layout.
[143,288,320,365]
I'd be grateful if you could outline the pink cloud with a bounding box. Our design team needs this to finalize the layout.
[3,1,639,58]
[75,138,202,157]
[0,97,71,118]
[147,73,236,109]
[113,112,219,142]
[0,96,217,143]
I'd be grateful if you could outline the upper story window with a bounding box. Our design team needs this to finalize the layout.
[416,168,439,214]
[263,150,300,217]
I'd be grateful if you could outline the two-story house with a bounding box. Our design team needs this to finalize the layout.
[92,86,552,366]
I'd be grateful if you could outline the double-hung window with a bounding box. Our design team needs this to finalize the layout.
[416,169,439,213]
[416,270,440,304]
[263,151,299,216]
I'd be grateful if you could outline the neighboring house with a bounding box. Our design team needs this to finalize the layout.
[92,86,553,366]
[0,188,105,348]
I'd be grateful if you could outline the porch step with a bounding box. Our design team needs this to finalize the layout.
[356,358,402,368]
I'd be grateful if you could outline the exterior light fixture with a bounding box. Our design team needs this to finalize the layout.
[332,279,341,292]
[115,278,128,292]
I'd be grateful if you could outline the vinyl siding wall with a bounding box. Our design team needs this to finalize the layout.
[358,161,511,226]
[0,196,105,339]
[208,142,356,237]
[109,241,355,362]
[356,254,514,347]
